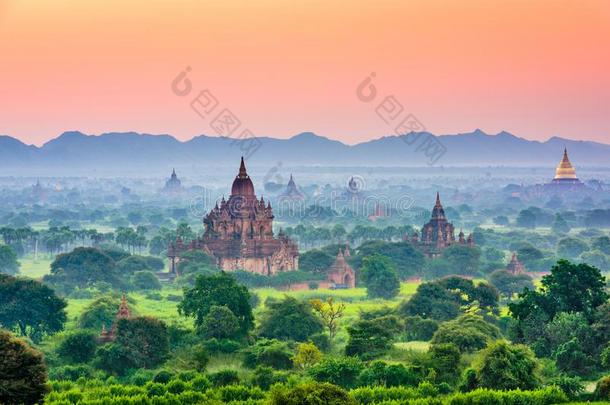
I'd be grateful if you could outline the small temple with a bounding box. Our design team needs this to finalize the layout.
[162,169,183,194]
[32,179,47,201]
[506,253,525,274]
[99,294,132,343]
[326,247,356,288]
[408,192,474,257]
[168,158,299,275]
[278,174,305,201]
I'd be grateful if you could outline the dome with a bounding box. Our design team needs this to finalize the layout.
[231,157,256,197]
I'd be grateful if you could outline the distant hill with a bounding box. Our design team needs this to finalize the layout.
[0,130,608,175]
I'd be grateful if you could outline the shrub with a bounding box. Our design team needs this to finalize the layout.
[166,379,187,394]
[132,270,162,290]
[219,385,265,402]
[252,366,288,390]
[309,356,364,389]
[210,369,240,387]
[293,342,323,369]
[243,339,294,370]
[152,370,175,384]
[431,314,500,352]
[270,382,354,405]
[403,316,439,341]
[57,330,98,363]
[358,361,421,388]
[49,365,95,381]
[190,375,212,392]
[595,375,610,401]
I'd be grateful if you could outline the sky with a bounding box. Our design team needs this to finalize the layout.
[1,0,609,146]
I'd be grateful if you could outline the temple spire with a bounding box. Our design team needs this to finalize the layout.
[238,156,247,178]
[435,191,441,206]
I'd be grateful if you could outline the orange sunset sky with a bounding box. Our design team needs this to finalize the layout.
[1,0,609,145]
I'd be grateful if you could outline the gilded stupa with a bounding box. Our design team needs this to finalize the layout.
[551,148,582,185]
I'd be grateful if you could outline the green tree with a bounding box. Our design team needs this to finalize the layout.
[0,274,67,342]
[258,296,323,342]
[293,342,323,369]
[131,270,162,290]
[488,269,534,298]
[441,245,481,276]
[115,316,169,369]
[345,315,402,359]
[516,209,537,228]
[308,356,364,389]
[0,330,49,405]
[57,330,97,363]
[178,272,253,337]
[473,341,540,390]
[428,343,461,384]
[592,236,610,255]
[354,241,425,279]
[552,213,571,234]
[200,305,240,339]
[310,298,346,344]
[298,249,335,273]
[0,245,19,275]
[44,247,120,292]
[360,254,400,299]
[243,338,294,370]
[431,314,501,352]
[78,296,120,330]
[557,237,589,259]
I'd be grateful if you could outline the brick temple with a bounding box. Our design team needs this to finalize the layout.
[168,158,299,275]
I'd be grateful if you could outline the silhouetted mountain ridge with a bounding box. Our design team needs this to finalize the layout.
[0,130,608,174]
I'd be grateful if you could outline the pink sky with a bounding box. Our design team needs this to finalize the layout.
[1,0,609,145]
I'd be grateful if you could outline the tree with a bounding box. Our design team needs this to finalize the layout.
[78,296,120,330]
[360,254,400,299]
[178,272,253,337]
[200,305,240,339]
[516,209,537,228]
[0,274,67,342]
[357,361,420,387]
[552,213,571,234]
[243,338,294,370]
[177,250,217,276]
[298,249,335,273]
[354,241,425,279]
[441,245,481,276]
[428,343,461,384]
[0,330,49,405]
[131,271,162,290]
[308,356,364,389]
[592,236,610,255]
[0,245,19,275]
[473,341,540,390]
[293,342,323,369]
[258,296,323,342]
[310,298,346,344]
[115,316,169,369]
[345,315,402,359]
[431,314,500,352]
[44,247,120,292]
[57,330,97,363]
[488,269,534,298]
[557,237,589,259]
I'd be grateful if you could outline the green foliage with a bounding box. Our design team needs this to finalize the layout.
[595,375,610,401]
[399,276,499,322]
[488,269,534,298]
[258,296,323,342]
[441,245,482,276]
[176,250,216,276]
[178,272,253,337]
[293,341,323,369]
[473,341,540,391]
[270,382,354,405]
[45,247,121,293]
[199,305,240,339]
[78,296,119,330]
[358,361,422,388]
[114,316,169,369]
[94,343,134,375]
[57,330,97,363]
[354,241,425,279]
[131,270,162,290]
[0,245,19,275]
[0,274,67,341]
[557,237,589,259]
[360,254,400,299]
[548,374,584,399]
[209,369,240,386]
[428,343,462,384]
[431,314,501,353]
[0,330,49,405]
[404,316,439,341]
[345,315,402,359]
[243,338,294,370]
[309,356,364,389]
[48,365,96,381]
[299,249,336,273]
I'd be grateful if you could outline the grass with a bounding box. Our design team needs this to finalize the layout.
[18,256,53,279]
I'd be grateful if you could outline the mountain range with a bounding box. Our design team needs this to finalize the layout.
[0,130,608,176]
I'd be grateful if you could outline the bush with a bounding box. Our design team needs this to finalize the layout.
[57,330,98,363]
[270,382,354,405]
[431,314,500,352]
[152,370,175,384]
[209,369,240,386]
[252,366,288,390]
[203,338,241,354]
[190,375,212,392]
[219,385,265,402]
[243,339,294,370]
[131,270,162,290]
[49,365,95,381]
[595,375,610,401]
[358,361,421,387]
[309,356,364,389]
[403,316,439,341]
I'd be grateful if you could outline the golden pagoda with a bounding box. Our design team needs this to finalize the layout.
[553,148,579,181]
